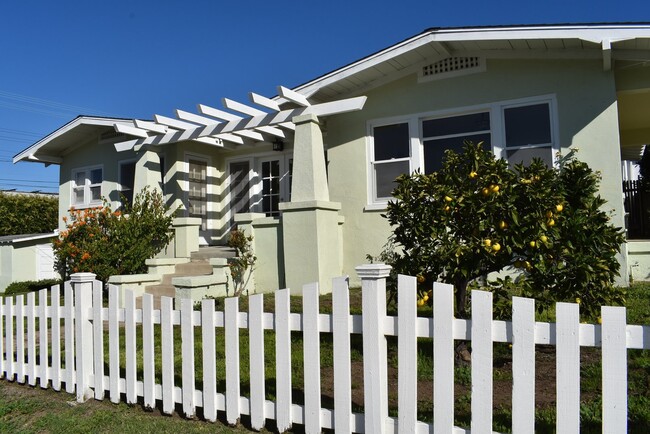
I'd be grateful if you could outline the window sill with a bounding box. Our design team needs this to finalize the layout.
[364,202,388,212]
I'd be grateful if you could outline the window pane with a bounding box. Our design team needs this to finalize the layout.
[424,133,491,174]
[75,171,86,186]
[74,188,84,204]
[375,160,410,199]
[422,112,490,138]
[271,160,279,177]
[504,103,551,147]
[90,186,101,201]
[506,146,553,167]
[374,123,410,161]
[120,162,136,191]
[262,161,270,178]
[90,169,102,184]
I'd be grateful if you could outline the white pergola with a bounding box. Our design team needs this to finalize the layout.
[113,86,366,152]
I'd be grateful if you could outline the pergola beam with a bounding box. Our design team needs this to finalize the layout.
[113,86,366,151]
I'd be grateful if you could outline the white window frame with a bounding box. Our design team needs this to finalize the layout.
[365,94,559,209]
[71,164,103,208]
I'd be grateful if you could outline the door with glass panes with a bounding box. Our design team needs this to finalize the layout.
[187,158,209,244]
[259,157,291,217]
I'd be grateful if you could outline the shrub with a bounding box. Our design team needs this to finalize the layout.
[0,192,58,236]
[226,229,256,297]
[53,188,175,282]
[4,278,61,296]
[381,142,625,320]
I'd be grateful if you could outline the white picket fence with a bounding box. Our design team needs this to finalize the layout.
[0,265,648,433]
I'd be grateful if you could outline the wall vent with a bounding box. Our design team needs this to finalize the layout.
[419,56,485,82]
[99,130,126,142]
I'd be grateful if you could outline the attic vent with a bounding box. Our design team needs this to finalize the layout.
[99,130,126,142]
[419,56,485,82]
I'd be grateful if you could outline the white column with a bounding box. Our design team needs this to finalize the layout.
[72,272,96,403]
[133,147,162,197]
[356,263,391,434]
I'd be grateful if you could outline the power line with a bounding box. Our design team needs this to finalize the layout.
[0,177,58,185]
[0,89,114,117]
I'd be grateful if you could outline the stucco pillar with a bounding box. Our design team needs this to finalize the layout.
[290,114,330,202]
[279,113,342,294]
[133,147,162,196]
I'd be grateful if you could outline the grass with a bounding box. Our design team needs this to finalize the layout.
[2,282,650,432]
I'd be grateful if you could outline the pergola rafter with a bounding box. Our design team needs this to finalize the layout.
[113,85,367,152]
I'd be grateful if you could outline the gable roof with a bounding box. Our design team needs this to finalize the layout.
[292,23,650,103]
[13,116,134,165]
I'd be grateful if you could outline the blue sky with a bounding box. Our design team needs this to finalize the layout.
[1,0,648,193]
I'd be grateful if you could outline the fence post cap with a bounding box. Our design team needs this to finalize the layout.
[355,263,392,279]
[70,272,97,283]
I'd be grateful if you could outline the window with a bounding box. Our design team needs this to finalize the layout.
[119,161,136,207]
[502,103,553,167]
[71,166,102,207]
[367,96,557,206]
[370,123,411,200]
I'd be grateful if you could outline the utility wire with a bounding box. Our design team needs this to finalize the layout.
[0,89,114,117]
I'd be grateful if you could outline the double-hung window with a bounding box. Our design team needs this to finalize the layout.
[71,166,103,208]
[367,96,558,206]
[370,122,412,201]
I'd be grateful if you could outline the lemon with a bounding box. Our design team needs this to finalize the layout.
[548,218,555,227]
[575,297,581,304]
[556,204,564,212]
[469,171,477,179]
[483,239,492,247]
[423,294,429,302]
[417,299,425,307]
[546,211,553,219]
[417,275,425,284]
[540,235,548,243]
[444,205,451,212]
[492,243,501,252]
[444,196,453,202]
[529,240,537,248]
[482,188,490,196]
[490,184,500,193]
[499,220,507,230]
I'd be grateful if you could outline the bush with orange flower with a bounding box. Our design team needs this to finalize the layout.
[54,188,174,282]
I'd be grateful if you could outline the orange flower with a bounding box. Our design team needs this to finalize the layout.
[113,211,121,217]
[81,252,91,261]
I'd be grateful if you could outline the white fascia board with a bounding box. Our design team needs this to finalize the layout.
[293,25,650,98]
[13,116,133,164]
[2,231,58,245]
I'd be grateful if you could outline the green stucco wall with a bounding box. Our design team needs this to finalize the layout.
[325,58,627,285]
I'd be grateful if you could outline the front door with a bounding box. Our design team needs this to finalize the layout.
[259,157,284,217]
[188,158,209,244]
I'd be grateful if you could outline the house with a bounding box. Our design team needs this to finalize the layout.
[14,23,650,292]
[0,232,58,291]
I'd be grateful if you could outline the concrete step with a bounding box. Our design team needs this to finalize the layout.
[139,284,176,309]
[191,246,236,261]
[174,261,213,276]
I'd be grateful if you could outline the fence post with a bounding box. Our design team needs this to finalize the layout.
[71,272,96,403]
[356,263,391,434]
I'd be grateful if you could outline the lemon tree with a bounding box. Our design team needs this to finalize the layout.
[383,142,624,319]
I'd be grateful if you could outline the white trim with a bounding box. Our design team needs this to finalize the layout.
[70,164,103,209]
[365,94,560,206]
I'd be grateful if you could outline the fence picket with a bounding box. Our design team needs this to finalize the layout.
[398,275,417,433]
[202,298,218,422]
[471,290,493,434]
[358,264,390,434]
[16,294,25,383]
[27,292,36,386]
[108,285,120,403]
[51,284,61,391]
[92,281,104,399]
[556,302,580,433]
[64,281,74,394]
[125,290,137,404]
[161,296,175,415]
[332,276,352,433]
[275,288,292,432]
[249,294,266,430]
[5,297,14,380]
[512,296,535,433]
[433,282,455,434]
[38,289,49,388]
[181,298,196,418]
[142,293,155,409]
[303,283,322,434]
[225,296,241,425]
[602,306,628,433]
